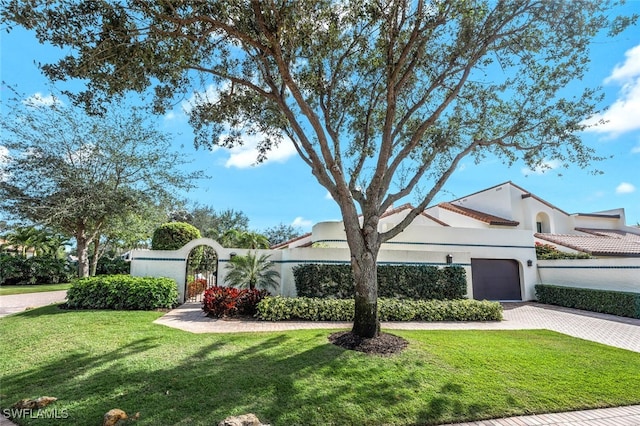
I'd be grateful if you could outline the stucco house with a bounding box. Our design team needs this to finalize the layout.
[273,181,639,301]
[131,181,639,303]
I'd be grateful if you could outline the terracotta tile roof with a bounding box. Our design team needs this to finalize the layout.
[438,202,520,226]
[380,203,449,226]
[535,228,640,257]
[270,232,312,249]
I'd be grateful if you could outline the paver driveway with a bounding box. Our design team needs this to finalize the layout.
[0,290,67,318]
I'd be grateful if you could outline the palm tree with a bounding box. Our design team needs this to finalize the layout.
[223,252,280,291]
[3,227,39,257]
[220,229,270,249]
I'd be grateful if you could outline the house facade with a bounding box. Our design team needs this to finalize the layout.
[131,182,640,303]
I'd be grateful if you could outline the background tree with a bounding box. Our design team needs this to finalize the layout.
[89,202,168,275]
[170,205,250,241]
[2,1,635,337]
[263,223,304,247]
[0,94,201,277]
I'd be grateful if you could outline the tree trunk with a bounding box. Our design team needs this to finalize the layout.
[351,248,380,338]
[90,238,100,277]
[343,206,382,338]
[76,232,90,278]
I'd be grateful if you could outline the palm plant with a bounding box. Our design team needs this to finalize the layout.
[223,252,280,291]
[220,229,270,249]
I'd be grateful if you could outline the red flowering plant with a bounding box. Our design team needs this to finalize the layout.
[202,286,269,318]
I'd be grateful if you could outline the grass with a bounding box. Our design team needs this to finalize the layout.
[0,283,71,296]
[1,305,639,426]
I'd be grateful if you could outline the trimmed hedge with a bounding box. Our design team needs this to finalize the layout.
[256,296,502,322]
[151,222,201,250]
[293,264,467,300]
[64,275,178,310]
[536,284,640,319]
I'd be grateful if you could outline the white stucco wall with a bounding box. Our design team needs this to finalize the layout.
[308,221,538,300]
[537,258,640,294]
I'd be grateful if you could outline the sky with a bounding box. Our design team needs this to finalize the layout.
[1,4,640,233]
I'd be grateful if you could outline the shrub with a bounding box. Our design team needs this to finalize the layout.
[202,286,269,318]
[535,242,591,259]
[536,284,640,319]
[64,275,178,310]
[0,254,73,285]
[293,264,467,300]
[96,255,130,275]
[151,222,201,250]
[256,296,502,322]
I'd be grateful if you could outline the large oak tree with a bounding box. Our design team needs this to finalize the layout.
[2,0,635,336]
[0,94,201,277]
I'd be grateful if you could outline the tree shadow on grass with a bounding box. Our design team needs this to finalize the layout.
[1,318,514,426]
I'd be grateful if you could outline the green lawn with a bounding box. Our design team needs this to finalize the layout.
[1,305,639,426]
[0,283,71,296]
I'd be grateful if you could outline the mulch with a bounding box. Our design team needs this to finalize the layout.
[328,331,408,355]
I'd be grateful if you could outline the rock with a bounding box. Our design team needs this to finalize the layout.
[218,413,268,426]
[103,408,128,426]
[12,396,57,409]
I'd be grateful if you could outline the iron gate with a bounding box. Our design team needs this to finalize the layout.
[185,245,218,302]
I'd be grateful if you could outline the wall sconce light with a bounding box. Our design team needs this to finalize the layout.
[446,254,453,264]
[527,259,533,267]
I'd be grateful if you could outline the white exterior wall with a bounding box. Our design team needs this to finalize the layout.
[572,211,625,230]
[308,221,538,300]
[537,258,640,294]
[454,182,513,219]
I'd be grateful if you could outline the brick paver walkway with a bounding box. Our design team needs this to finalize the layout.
[154,301,640,353]
[442,404,640,426]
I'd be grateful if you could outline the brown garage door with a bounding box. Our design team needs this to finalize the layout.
[471,259,521,301]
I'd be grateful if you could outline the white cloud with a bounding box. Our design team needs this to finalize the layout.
[291,216,313,228]
[616,182,636,194]
[224,134,297,168]
[632,144,640,154]
[584,44,640,136]
[605,44,640,84]
[325,191,334,200]
[521,159,561,175]
[22,92,63,108]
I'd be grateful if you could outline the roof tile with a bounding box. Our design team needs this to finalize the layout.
[536,228,640,257]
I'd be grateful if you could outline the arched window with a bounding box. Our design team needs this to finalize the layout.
[535,212,551,233]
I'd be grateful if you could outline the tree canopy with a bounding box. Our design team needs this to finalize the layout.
[2,0,635,336]
[169,205,250,240]
[0,93,201,276]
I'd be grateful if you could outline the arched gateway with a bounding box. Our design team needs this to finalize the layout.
[129,238,224,303]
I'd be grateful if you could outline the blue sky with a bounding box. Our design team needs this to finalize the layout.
[1,5,640,232]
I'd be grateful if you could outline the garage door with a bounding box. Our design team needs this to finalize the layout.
[471,259,521,301]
